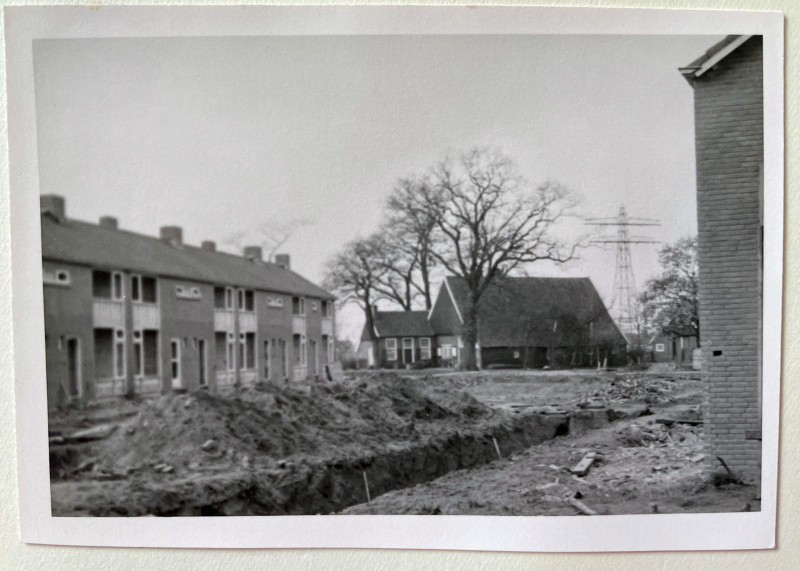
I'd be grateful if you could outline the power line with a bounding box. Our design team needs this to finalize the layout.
[585,205,660,339]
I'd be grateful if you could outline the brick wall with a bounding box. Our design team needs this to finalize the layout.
[688,36,763,479]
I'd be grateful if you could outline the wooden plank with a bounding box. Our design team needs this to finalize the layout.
[566,497,598,516]
[570,452,597,477]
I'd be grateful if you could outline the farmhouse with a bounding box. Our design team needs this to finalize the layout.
[430,276,627,369]
[680,35,763,478]
[358,311,435,369]
[41,195,336,410]
[360,276,626,370]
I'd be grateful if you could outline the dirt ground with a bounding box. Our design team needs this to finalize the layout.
[48,367,759,516]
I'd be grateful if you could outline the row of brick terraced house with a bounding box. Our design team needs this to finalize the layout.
[40,194,336,410]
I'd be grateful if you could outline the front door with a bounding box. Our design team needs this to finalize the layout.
[67,338,80,398]
[198,339,207,386]
[263,340,270,381]
[309,340,317,376]
[402,338,414,364]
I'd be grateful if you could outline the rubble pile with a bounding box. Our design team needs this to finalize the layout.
[596,375,677,405]
[56,373,504,482]
[616,419,702,448]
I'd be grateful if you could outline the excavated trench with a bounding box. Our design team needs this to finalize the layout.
[162,412,570,516]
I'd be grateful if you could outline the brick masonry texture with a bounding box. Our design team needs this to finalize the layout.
[689,37,763,479]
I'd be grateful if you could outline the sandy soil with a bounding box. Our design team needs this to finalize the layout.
[48,368,758,517]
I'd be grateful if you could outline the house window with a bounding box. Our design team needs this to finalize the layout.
[89,270,122,299]
[170,339,181,382]
[44,268,71,286]
[176,284,202,300]
[214,287,226,309]
[114,329,125,379]
[239,290,255,312]
[112,272,124,300]
[655,343,665,352]
[280,339,288,378]
[292,296,305,316]
[263,340,271,380]
[226,287,234,310]
[385,338,397,361]
[420,337,432,360]
[133,331,143,377]
[227,332,235,371]
[293,334,306,366]
[321,300,331,317]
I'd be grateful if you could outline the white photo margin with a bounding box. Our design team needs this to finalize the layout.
[6,5,783,552]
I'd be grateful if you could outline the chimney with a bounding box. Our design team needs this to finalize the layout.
[159,226,183,246]
[274,253,290,270]
[201,240,217,252]
[40,194,65,222]
[99,216,118,230]
[243,246,263,261]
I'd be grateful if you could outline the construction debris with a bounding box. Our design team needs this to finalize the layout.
[566,496,598,516]
[64,423,117,443]
[570,452,597,477]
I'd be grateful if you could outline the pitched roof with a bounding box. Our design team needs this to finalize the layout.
[444,276,625,348]
[41,215,334,299]
[360,310,434,341]
[679,35,753,78]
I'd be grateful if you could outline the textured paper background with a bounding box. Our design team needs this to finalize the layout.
[0,0,795,568]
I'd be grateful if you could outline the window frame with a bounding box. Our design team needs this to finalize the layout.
[385,338,398,362]
[113,328,126,380]
[419,337,432,360]
[170,338,181,385]
[112,271,124,301]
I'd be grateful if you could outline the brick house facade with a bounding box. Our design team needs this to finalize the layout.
[681,35,763,479]
[40,195,336,410]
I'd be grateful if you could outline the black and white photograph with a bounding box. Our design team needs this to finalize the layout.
[6,5,783,552]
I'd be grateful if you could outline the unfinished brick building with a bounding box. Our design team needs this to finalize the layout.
[681,35,763,479]
[40,195,336,410]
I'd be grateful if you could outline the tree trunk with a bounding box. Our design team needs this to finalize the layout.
[420,257,433,310]
[363,298,380,368]
[460,301,479,371]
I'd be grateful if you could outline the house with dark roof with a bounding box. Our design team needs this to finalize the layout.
[680,35,763,478]
[358,276,625,370]
[40,194,336,409]
[430,276,627,369]
[358,310,435,369]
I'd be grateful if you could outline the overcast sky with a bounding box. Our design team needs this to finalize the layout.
[33,34,719,343]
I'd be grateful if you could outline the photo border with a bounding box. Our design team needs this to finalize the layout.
[6,5,784,551]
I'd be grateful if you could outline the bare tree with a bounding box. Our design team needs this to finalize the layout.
[416,148,580,370]
[223,218,312,261]
[379,177,441,310]
[323,234,391,367]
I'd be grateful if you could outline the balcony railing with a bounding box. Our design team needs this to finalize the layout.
[132,304,160,330]
[239,312,257,332]
[214,308,234,331]
[92,299,124,329]
[292,315,306,335]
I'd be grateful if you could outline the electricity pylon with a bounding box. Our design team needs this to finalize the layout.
[585,205,660,339]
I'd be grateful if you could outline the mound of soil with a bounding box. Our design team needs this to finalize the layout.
[92,373,502,474]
